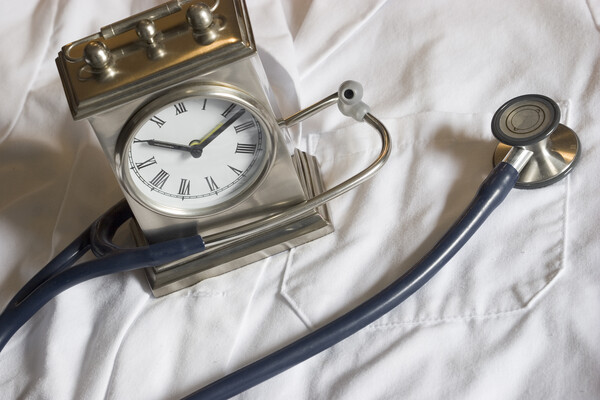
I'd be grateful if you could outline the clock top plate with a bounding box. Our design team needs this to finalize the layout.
[56,0,255,120]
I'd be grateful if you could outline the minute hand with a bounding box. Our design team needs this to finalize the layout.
[191,109,246,151]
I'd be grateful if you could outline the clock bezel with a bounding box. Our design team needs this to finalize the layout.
[115,82,276,218]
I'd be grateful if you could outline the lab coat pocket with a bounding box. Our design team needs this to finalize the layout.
[280,111,568,330]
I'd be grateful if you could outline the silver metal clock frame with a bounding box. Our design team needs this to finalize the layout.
[55,0,336,295]
[56,0,391,296]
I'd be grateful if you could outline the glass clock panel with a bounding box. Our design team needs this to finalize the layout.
[124,96,267,214]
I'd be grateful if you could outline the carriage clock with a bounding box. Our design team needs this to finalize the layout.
[56,0,333,296]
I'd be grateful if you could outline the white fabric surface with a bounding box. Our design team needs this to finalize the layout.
[1,0,600,399]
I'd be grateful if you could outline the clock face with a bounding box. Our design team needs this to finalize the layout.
[119,90,271,217]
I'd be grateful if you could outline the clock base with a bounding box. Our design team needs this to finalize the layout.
[133,150,334,297]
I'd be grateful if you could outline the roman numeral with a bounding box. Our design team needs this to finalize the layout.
[149,115,166,128]
[235,143,257,154]
[234,121,255,133]
[149,169,169,189]
[205,176,219,192]
[202,98,207,110]
[221,103,236,118]
[174,102,187,115]
[228,165,243,176]
[135,156,157,169]
[178,178,191,195]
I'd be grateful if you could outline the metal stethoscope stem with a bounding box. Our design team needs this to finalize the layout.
[204,113,390,250]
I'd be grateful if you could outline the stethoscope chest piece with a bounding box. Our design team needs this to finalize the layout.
[492,94,581,189]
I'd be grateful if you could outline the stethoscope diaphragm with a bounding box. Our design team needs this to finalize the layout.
[491,94,561,146]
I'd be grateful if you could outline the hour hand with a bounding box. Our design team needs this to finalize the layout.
[136,139,202,158]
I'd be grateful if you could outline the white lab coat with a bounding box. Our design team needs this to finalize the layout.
[1,0,599,398]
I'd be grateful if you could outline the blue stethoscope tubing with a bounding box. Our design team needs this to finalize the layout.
[0,85,555,399]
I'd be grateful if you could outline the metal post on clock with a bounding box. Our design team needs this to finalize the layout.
[100,0,201,38]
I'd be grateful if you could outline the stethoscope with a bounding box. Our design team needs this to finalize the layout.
[0,83,581,400]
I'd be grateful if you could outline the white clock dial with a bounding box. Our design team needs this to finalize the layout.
[121,94,269,216]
